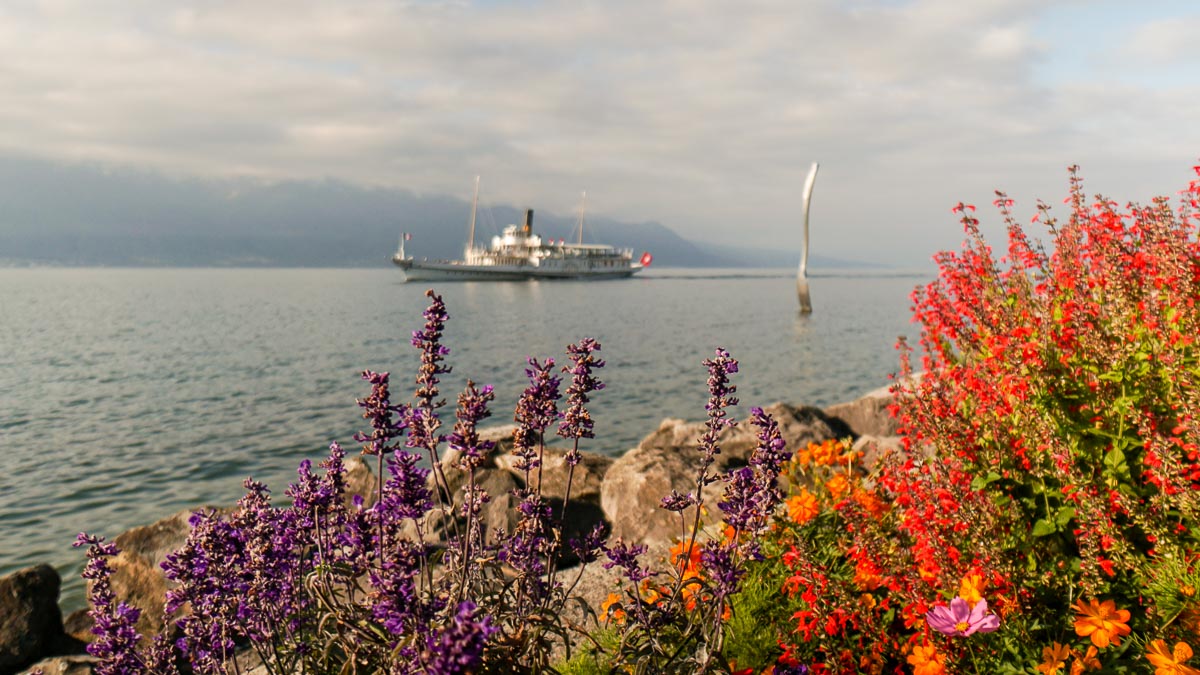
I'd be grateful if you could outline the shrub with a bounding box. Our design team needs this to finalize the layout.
[766,163,1200,674]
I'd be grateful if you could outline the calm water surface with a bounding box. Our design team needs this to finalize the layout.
[0,267,927,610]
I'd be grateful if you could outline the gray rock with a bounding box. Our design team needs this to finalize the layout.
[0,564,66,673]
[601,403,848,545]
[822,383,899,438]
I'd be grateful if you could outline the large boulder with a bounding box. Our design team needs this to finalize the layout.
[0,564,68,673]
[601,403,850,545]
[822,383,899,438]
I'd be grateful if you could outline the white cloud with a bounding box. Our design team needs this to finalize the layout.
[0,0,1197,263]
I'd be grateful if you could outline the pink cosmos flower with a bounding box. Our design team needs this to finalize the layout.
[925,597,1000,637]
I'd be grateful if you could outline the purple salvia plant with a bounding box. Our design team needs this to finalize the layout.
[75,533,147,675]
[354,370,410,563]
[288,442,349,566]
[678,348,740,581]
[162,507,249,672]
[603,540,657,627]
[448,380,496,473]
[406,291,457,540]
[447,380,496,596]
[419,602,497,675]
[411,289,453,410]
[557,338,605,454]
[502,356,561,621]
[512,357,561,485]
[717,407,790,554]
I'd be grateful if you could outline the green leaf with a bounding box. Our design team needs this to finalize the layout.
[1055,507,1076,527]
[971,471,1003,491]
[1032,519,1056,537]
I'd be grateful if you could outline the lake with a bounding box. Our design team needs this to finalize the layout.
[0,266,928,610]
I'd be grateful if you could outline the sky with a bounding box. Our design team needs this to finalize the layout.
[1,0,1198,265]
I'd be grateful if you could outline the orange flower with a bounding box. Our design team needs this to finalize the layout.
[600,593,625,624]
[1180,608,1200,638]
[1073,598,1131,648]
[786,490,819,525]
[853,558,883,591]
[1070,645,1100,674]
[804,438,844,466]
[669,539,702,574]
[826,473,850,499]
[1037,642,1071,674]
[907,643,946,675]
[958,573,985,607]
[1147,640,1200,675]
[852,487,888,517]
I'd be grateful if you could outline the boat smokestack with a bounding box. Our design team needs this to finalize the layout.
[524,209,534,235]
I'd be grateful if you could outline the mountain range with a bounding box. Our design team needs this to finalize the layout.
[0,156,857,268]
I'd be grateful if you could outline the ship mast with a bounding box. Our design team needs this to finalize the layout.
[575,191,587,245]
[466,175,480,257]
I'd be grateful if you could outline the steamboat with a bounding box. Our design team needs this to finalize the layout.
[392,179,650,282]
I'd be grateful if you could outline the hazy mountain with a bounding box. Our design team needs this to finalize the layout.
[0,156,863,268]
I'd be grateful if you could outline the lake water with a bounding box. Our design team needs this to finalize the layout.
[0,267,928,611]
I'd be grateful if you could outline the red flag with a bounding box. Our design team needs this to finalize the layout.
[640,251,653,266]
[404,232,412,241]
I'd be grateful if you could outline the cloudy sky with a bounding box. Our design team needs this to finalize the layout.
[2,0,1198,264]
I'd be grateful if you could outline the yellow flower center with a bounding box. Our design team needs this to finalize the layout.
[955,621,970,633]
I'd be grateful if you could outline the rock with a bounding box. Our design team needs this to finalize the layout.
[0,564,67,673]
[106,507,225,639]
[19,655,98,675]
[61,611,92,646]
[492,444,612,505]
[822,383,899,438]
[343,454,379,507]
[852,434,905,472]
[601,403,849,545]
[427,428,613,564]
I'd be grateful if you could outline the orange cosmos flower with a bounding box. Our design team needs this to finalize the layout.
[1147,640,1200,675]
[1070,645,1100,674]
[600,593,625,624]
[958,573,985,607]
[786,490,819,525]
[907,643,946,675]
[1073,598,1131,648]
[809,438,842,466]
[669,539,702,574]
[1036,642,1071,674]
[825,473,850,499]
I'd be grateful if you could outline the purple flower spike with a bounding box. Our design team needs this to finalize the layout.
[412,290,453,409]
[558,338,605,455]
[448,380,496,471]
[926,597,1000,637]
[512,357,561,473]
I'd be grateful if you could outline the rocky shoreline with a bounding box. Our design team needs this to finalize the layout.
[2,387,899,675]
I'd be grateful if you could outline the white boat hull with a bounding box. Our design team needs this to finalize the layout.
[394,256,642,282]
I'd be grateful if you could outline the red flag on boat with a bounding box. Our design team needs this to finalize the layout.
[404,232,412,241]
[640,251,653,266]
